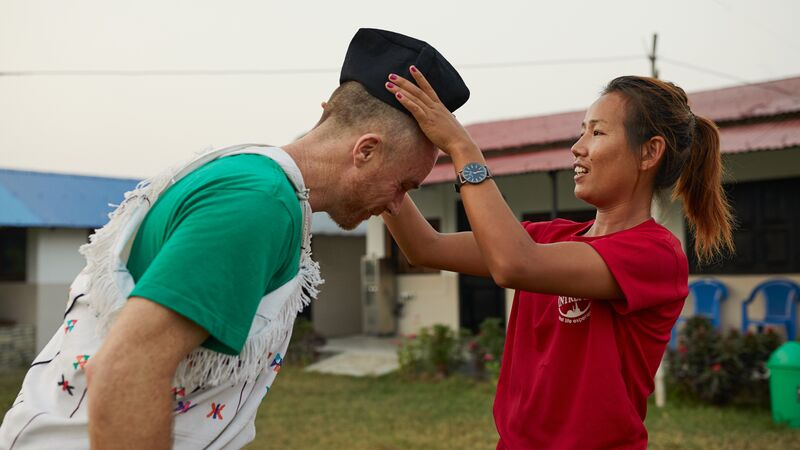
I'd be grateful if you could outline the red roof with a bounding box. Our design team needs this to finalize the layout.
[424,76,800,185]
[466,110,584,153]
[722,118,800,154]
[689,77,800,122]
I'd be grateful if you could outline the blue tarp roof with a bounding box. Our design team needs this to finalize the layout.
[0,169,139,229]
[0,168,366,235]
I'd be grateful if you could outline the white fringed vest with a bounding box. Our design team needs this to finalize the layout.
[0,144,323,450]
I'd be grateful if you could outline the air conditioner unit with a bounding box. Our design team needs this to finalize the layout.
[361,255,396,335]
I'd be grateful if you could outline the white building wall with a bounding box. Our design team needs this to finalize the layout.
[652,195,686,249]
[396,272,459,335]
[411,183,458,233]
[311,235,365,337]
[724,148,799,183]
[27,228,88,351]
[0,283,37,325]
[495,173,552,217]
[27,228,88,284]
[365,216,386,258]
[495,171,596,216]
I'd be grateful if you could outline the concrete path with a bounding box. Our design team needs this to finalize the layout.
[304,335,400,377]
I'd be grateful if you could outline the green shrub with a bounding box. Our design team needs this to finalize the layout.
[668,316,782,406]
[397,324,466,379]
[467,318,505,383]
[484,359,501,387]
[397,331,427,379]
[430,324,466,376]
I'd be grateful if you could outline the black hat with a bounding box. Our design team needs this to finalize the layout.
[339,28,470,115]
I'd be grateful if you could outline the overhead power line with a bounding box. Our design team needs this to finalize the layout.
[2,52,794,100]
[0,68,338,77]
[459,55,644,69]
[0,55,645,77]
[660,56,799,97]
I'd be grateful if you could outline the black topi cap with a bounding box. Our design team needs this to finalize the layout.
[339,28,470,115]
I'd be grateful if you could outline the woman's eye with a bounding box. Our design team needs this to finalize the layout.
[593,130,603,136]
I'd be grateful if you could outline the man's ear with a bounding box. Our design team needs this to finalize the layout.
[352,134,383,168]
[640,136,666,171]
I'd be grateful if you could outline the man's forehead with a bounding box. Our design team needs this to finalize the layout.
[398,160,432,186]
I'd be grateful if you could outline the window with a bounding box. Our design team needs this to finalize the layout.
[690,177,800,274]
[0,228,26,282]
[386,218,441,274]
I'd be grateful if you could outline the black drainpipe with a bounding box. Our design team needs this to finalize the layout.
[548,170,558,219]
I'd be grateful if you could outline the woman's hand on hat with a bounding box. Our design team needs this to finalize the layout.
[385,66,477,157]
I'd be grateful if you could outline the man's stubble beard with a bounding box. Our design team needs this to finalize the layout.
[325,183,367,231]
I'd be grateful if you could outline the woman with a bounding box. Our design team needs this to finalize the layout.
[383,68,733,449]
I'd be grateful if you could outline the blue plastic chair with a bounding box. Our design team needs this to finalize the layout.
[670,279,728,349]
[741,279,800,341]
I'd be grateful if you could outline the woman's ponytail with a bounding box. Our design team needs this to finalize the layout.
[674,115,734,263]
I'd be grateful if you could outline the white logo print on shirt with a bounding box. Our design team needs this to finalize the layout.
[557,296,591,324]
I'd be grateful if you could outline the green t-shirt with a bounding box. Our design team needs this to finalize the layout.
[126,154,302,355]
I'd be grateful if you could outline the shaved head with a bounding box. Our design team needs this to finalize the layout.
[315,81,430,160]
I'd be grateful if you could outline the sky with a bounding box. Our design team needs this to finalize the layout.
[1,0,798,179]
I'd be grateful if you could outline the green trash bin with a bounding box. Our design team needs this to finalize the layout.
[767,341,800,428]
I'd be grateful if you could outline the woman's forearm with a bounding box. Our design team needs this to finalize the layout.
[447,144,539,286]
[383,194,490,277]
[382,194,438,266]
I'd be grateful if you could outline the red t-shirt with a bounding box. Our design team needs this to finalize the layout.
[494,219,688,450]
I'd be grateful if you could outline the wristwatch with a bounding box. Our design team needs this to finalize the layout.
[455,162,492,192]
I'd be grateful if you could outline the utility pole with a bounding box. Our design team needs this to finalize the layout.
[649,33,659,79]
[652,32,665,409]
[650,32,665,410]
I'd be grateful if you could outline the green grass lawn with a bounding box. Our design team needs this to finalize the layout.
[0,369,24,416]
[2,366,799,449]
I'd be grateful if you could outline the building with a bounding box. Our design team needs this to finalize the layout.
[0,168,365,355]
[364,75,800,337]
[2,76,798,355]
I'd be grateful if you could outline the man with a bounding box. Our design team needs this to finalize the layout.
[0,28,469,449]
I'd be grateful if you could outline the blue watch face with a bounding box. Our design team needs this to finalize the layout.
[462,163,488,183]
